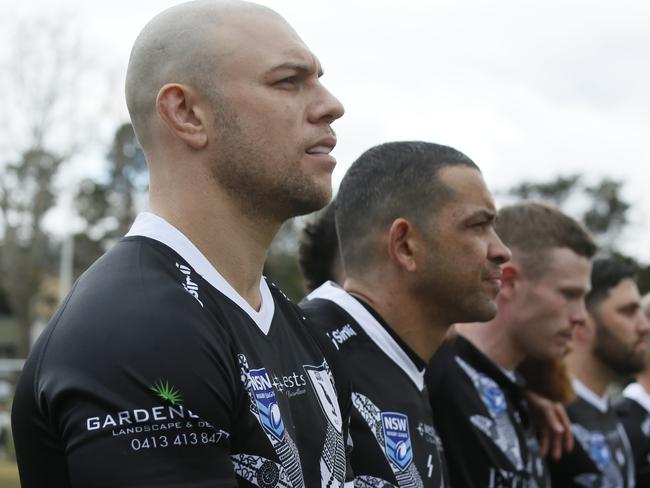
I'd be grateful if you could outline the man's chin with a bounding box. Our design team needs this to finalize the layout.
[287,186,332,218]
[461,299,497,324]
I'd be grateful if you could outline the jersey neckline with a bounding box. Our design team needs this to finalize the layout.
[622,382,650,415]
[306,281,425,391]
[126,212,275,335]
[571,377,609,413]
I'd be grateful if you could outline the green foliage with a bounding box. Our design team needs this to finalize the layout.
[75,123,147,250]
[508,174,581,207]
[72,123,148,280]
[264,219,308,302]
[0,149,64,356]
[582,179,629,236]
[507,174,632,254]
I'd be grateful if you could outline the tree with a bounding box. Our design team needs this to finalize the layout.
[0,149,63,356]
[73,123,148,276]
[507,174,631,254]
[264,218,306,302]
[0,15,113,356]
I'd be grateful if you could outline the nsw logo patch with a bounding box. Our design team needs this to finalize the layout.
[249,367,285,442]
[588,432,612,470]
[381,412,413,471]
[478,373,507,417]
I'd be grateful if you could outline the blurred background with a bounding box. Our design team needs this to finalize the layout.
[1,0,649,484]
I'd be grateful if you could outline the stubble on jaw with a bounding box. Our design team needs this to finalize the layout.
[207,104,331,222]
[592,314,646,376]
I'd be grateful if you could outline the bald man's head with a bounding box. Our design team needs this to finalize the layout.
[125,0,283,151]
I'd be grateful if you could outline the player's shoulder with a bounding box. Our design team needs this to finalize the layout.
[37,237,214,362]
[427,335,485,401]
[299,282,359,332]
[66,237,200,319]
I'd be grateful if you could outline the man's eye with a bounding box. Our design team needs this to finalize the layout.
[470,221,489,229]
[276,76,299,87]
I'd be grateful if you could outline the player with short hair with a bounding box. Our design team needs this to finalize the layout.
[11,1,351,487]
[616,293,650,487]
[428,201,596,487]
[298,202,344,293]
[550,258,650,487]
[301,140,511,486]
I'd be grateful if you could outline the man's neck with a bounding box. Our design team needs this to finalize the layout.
[566,351,614,398]
[345,279,448,362]
[150,191,280,311]
[455,321,523,371]
[636,370,650,394]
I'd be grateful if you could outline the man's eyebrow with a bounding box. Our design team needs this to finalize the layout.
[619,301,641,312]
[267,62,323,77]
[469,209,497,221]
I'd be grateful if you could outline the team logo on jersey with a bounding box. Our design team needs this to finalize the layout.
[381,412,413,471]
[249,368,285,442]
[478,373,507,417]
[304,363,342,434]
[587,432,612,470]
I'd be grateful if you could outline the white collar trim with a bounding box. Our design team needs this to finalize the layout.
[126,212,275,334]
[307,281,425,391]
[572,378,609,413]
[623,382,650,414]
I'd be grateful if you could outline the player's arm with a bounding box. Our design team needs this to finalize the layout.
[526,390,574,460]
[34,287,240,487]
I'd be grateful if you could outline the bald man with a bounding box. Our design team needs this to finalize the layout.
[11,1,350,487]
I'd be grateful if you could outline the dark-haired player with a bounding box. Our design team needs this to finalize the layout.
[616,296,650,488]
[299,202,345,293]
[551,258,650,487]
[302,140,511,486]
[428,201,596,488]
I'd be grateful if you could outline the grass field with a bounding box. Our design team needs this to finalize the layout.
[0,461,19,488]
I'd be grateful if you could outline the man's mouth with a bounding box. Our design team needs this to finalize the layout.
[306,135,337,155]
[306,145,333,155]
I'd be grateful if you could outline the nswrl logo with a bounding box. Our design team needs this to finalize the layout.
[249,368,285,442]
[588,432,612,470]
[381,412,413,471]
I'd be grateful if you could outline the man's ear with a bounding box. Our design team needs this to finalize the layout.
[499,263,520,301]
[387,218,418,272]
[156,83,208,149]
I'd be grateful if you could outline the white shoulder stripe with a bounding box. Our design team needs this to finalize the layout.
[126,212,275,334]
[571,378,609,413]
[623,382,650,415]
[307,281,425,391]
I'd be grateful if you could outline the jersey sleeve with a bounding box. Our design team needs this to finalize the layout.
[13,246,241,487]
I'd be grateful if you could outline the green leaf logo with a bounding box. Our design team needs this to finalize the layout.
[151,380,183,406]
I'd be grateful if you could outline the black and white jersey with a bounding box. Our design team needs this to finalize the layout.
[301,281,448,488]
[12,212,353,488]
[548,379,635,488]
[426,335,550,488]
[615,382,650,487]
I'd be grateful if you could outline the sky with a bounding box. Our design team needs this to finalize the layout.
[3,0,650,261]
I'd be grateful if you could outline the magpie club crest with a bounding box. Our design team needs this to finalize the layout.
[381,412,413,471]
[304,363,343,433]
[249,367,285,442]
